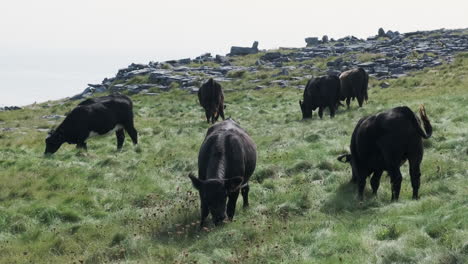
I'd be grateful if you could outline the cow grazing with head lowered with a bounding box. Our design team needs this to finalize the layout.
[45,94,138,154]
[198,78,225,124]
[339,68,369,108]
[337,106,432,201]
[299,75,341,119]
[189,118,257,226]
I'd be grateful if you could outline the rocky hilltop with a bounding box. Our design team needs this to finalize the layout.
[68,28,467,100]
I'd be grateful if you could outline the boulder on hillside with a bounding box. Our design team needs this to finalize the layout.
[305,37,319,46]
[215,55,230,64]
[229,41,259,56]
[378,28,386,37]
[322,35,329,43]
[0,106,22,111]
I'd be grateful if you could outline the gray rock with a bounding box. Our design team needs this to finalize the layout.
[270,80,288,87]
[380,82,390,88]
[386,30,395,39]
[305,37,319,46]
[374,66,389,76]
[0,106,22,111]
[229,41,259,56]
[188,87,199,94]
[1,127,18,132]
[42,115,65,120]
[277,68,289,76]
[178,58,191,64]
[378,28,386,37]
[327,61,336,67]
[255,59,264,66]
[322,35,329,43]
[327,69,341,76]
[215,55,230,64]
[357,61,376,67]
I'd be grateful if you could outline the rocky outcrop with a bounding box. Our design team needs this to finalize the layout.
[0,106,22,111]
[70,28,468,99]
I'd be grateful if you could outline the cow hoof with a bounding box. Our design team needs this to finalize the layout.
[134,145,142,153]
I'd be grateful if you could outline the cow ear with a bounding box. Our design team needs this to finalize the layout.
[188,173,202,190]
[225,177,243,192]
[337,154,351,163]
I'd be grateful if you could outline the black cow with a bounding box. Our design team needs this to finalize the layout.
[339,68,369,108]
[198,78,225,124]
[337,106,432,201]
[45,94,138,154]
[299,75,341,119]
[189,118,257,226]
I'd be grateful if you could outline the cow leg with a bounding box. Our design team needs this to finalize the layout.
[241,184,250,208]
[318,107,324,119]
[357,176,366,201]
[76,142,87,150]
[213,111,220,123]
[346,97,351,109]
[211,113,216,124]
[219,105,225,121]
[205,111,210,123]
[116,129,125,150]
[200,203,209,227]
[329,104,336,118]
[370,170,383,195]
[226,190,240,220]
[409,157,422,200]
[388,168,403,201]
[357,169,371,200]
[357,96,364,107]
[124,125,138,145]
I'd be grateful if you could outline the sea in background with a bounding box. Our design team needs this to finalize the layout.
[0,48,214,107]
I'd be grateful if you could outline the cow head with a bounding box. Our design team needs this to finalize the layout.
[189,173,243,225]
[44,129,65,155]
[299,100,313,119]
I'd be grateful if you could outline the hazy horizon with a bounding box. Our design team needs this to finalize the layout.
[1,0,467,106]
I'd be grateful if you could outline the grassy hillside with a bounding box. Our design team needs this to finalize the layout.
[0,53,467,264]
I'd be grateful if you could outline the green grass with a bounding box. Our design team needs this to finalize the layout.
[0,53,467,263]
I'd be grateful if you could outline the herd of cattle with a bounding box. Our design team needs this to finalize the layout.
[44,67,432,226]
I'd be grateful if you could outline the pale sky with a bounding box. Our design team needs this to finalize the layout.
[0,0,467,106]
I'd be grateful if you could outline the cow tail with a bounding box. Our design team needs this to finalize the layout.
[409,105,432,139]
[335,76,341,106]
[416,105,432,139]
[363,70,369,102]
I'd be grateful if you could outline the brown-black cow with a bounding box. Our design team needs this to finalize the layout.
[45,94,138,154]
[339,68,369,108]
[338,106,432,201]
[299,75,341,119]
[198,78,225,124]
[189,118,257,226]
